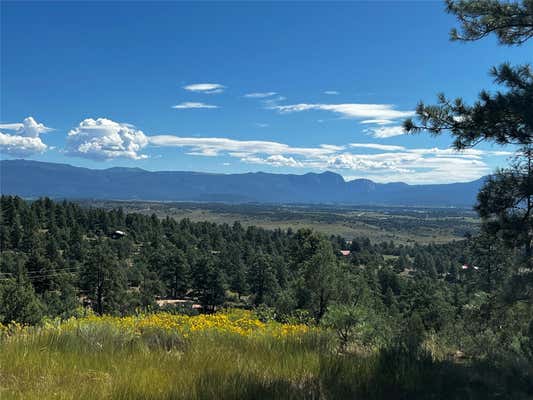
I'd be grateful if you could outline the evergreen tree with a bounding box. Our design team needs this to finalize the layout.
[80,239,127,315]
[0,279,44,324]
[248,253,279,306]
[446,0,533,45]
[404,0,533,276]
[301,236,339,322]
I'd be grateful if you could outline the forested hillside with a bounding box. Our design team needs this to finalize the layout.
[0,195,531,358]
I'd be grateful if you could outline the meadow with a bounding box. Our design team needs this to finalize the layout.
[82,200,479,245]
[1,310,530,400]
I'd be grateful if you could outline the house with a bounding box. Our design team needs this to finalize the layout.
[111,230,126,239]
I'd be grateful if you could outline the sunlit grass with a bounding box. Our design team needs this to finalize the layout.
[0,310,530,399]
[0,310,325,400]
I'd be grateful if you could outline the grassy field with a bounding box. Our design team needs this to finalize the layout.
[1,310,530,400]
[81,201,479,244]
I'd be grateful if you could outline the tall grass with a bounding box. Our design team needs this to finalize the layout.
[0,312,531,399]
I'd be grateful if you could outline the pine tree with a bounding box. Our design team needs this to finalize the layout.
[404,0,533,273]
[80,239,127,315]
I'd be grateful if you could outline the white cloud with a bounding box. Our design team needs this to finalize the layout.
[367,125,406,138]
[262,96,287,107]
[57,114,510,183]
[66,118,149,160]
[244,92,277,98]
[172,102,219,109]
[321,152,490,183]
[350,143,406,151]
[255,123,269,128]
[241,154,303,168]
[146,133,510,183]
[324,91,339,95]
[0,133,48,156]
[183,83,225,94]
[0,117,52,156]
[148,136,339,158]
[0,116,54,138]
[361,119,394,125]
[271,103,414,121]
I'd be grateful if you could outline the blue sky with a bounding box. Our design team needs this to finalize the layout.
[1,1,531,184]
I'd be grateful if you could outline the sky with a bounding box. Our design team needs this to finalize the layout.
[1,1,531,184]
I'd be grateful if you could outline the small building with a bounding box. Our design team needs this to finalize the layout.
[339,250,351,256]
[111,230,127,239]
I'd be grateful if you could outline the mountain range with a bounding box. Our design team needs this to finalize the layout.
[0,159,485,207]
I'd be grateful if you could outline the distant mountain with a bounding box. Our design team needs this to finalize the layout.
[0,159,486,207]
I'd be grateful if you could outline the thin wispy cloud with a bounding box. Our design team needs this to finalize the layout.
[262,95,287,107]
[271,103,414,121]
[148,135,340,158]
[361,119,394,125]
[367,125,406,138]
[244,92,277,98]
[183,83,225,94]
[0,117,52,156]
[349,143,406,151]
[323,91,339,95]
[172,102,219,109]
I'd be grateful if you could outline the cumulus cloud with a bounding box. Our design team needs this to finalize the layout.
[271,103,414,121]
[66,118,149,160]
[172,102,219,109]
[183,83,225,94]
[0,116,54,138]
[0,117,52,156]
[244,92,277,98]
[0,133,48,156]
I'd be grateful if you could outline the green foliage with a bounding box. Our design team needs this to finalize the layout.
[447,0,533,45]
[522,319,533,362]
[322,305,366,352]
[0,279,43,324]
[404,0,533,312]
[0,195,532,371]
